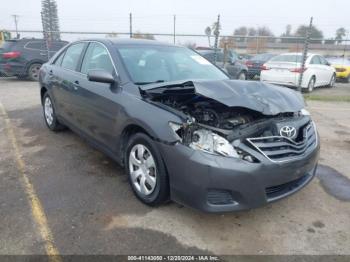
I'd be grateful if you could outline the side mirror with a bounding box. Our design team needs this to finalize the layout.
[238,55,243,60]
[87,69,115,84]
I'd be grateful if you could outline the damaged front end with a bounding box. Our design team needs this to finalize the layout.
[140,80,317,163]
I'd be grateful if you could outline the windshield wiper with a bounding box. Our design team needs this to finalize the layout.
[135,80,166,85]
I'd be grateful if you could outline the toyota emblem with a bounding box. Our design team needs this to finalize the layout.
[280,126,297,138]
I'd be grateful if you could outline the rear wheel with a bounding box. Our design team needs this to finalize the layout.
[328,74,336,88]
[125,133,169,206]
[305,76,315,93]
[346,75,350,83]
[238,71,247,80]
[28,63,42,81]
[42,93,66,131]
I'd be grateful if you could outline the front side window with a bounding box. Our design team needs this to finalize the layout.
[61,43,85,71]
[80,42,114,74]
[117,46,228,84]
[53,51,65,66]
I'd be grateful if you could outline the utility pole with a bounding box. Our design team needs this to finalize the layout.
[129,13,133,38]
[12,14,19,39]
[213,14,220,64]
[173,15,176,44]
[298,17,313,91]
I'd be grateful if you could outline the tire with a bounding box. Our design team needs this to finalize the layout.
[27,63,42,81]
[237,71,247,80]
[305,76,315,93]
[125,133,169,206]
[42,93,66,131]
[346,75,350,83]
[328,74,336,88]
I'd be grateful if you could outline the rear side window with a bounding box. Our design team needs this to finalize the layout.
[25,41,47,51]
[80,42,114,74]
[310,56,321,64]
[270,55,303,63]
[61,43,85,71]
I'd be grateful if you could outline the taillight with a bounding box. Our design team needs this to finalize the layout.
[336,68,346,72]
[2,51,21,59]
[289,67,307,73]
[260,65,270,70]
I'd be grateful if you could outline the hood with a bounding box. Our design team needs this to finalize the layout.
[140,79,305,115]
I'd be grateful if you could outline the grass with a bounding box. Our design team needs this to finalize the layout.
[303,94,350,102]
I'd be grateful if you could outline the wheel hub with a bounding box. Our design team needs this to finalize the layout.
[129,144,157,196]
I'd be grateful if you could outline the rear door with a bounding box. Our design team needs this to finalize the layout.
[52,42,87,124]
[309,55,328,85]
[319,56,334,84]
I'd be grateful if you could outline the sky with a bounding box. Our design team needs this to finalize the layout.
[0,0,349,44]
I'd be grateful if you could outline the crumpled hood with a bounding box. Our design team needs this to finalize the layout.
[141,79,305,115]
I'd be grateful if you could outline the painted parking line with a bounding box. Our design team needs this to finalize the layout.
[0,102,61,262]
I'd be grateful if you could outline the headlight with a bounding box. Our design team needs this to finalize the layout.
[190,129,239,158]
[169,122,239,158]
[300,108,310,116]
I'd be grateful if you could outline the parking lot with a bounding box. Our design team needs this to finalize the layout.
[0,77,350,256]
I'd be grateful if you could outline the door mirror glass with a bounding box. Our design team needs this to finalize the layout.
[87,69,115,84]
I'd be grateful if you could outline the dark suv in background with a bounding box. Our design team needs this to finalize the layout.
[0,38,68,80]
[197,49,248,80]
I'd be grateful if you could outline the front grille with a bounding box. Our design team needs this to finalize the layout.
[247,122,317,162]
[265,174,309,199]
[207,189,235,205]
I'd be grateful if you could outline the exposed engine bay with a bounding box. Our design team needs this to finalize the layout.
[144,87,309,140]
[140,80,312,161]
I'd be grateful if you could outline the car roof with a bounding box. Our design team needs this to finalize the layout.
[80,38,178,47]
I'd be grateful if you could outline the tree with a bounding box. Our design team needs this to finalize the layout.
[212,21,221,37]
[233,26,248,42]
[294,25,323,43]
[335,27,346,44]
[281,25,296,43]
[247,27,257,36]
[205,26,211,47]
[41,0,61,41]
[133,31,155,40]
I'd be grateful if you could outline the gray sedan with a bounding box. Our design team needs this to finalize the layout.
[39,39,319,212]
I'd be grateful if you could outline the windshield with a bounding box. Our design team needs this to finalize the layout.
[270,54,303,63]
[117,45,228,84]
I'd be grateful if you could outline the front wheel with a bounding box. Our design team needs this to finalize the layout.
[125,133,169,206]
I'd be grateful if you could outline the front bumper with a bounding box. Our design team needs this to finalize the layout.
[157,136,319,213]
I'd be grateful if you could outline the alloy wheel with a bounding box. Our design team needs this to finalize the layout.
[44,97,54,126]
[129,144,157,196]
[29,64,41,81]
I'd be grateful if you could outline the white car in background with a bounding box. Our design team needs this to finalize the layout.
[260,53,336,92]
